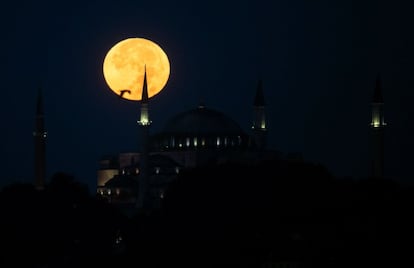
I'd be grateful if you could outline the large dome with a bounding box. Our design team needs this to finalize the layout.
[151,105,248,151]
[162,105,244,135]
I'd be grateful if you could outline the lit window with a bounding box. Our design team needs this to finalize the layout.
[201,138,205,146]
[122,169,125,175]
[175,167,180,174]
[107,189,112,195]
[171,137,175,148]
[116,188,120,195]
[224,137,228,146]
[186,137,190,147]
[216,137,221,146]
[372,113,380,128]
[193,137,198,147]
[135,168,139,174]
[160,191,164,199]
[138,112,150,125]
[155,167,160,174]
[115,234,123,244]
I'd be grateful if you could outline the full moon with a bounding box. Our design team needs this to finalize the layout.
[103,38,170,101]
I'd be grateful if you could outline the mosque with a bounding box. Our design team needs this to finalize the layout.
[93,73,386,211]
[32,70,386,212]
[95,70,277,210]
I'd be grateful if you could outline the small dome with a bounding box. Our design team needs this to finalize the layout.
[104,175,139,188]
[162,106,244,136]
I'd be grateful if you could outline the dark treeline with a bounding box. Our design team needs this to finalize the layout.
[0,172,127,268]
[1,160,413,267]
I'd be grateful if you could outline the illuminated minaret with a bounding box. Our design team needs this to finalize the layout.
[370,75,386,178]
[33,88,47,190]
[251,79,267,150]
[137,66,151,209]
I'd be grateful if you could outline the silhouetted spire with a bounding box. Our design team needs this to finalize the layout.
[138,65,151,126]
[254,79,265,106]
[251,79,267,150]
[137,65,151,209]
[373,74,383,103]
[34,87,47,190]
[370,74,386,178]
[36,87,44,115]
[142,65,149,103]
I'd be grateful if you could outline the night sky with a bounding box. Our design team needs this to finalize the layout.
[1,0,414,191]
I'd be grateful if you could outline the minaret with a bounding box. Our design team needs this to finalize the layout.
[137,66,151,209]
[33,88,47,190]
[251,79,267,150]
[370,75,386,178]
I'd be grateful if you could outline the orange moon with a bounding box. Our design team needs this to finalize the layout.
[103,38,170,101]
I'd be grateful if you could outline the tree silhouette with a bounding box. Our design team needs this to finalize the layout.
[0,172,127,267]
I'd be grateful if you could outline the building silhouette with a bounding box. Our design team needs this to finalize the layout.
[370,75,386,178]
[96,79,279,210]
[97,74,389,210]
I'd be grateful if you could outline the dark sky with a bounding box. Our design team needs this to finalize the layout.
[1,0,413,191]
